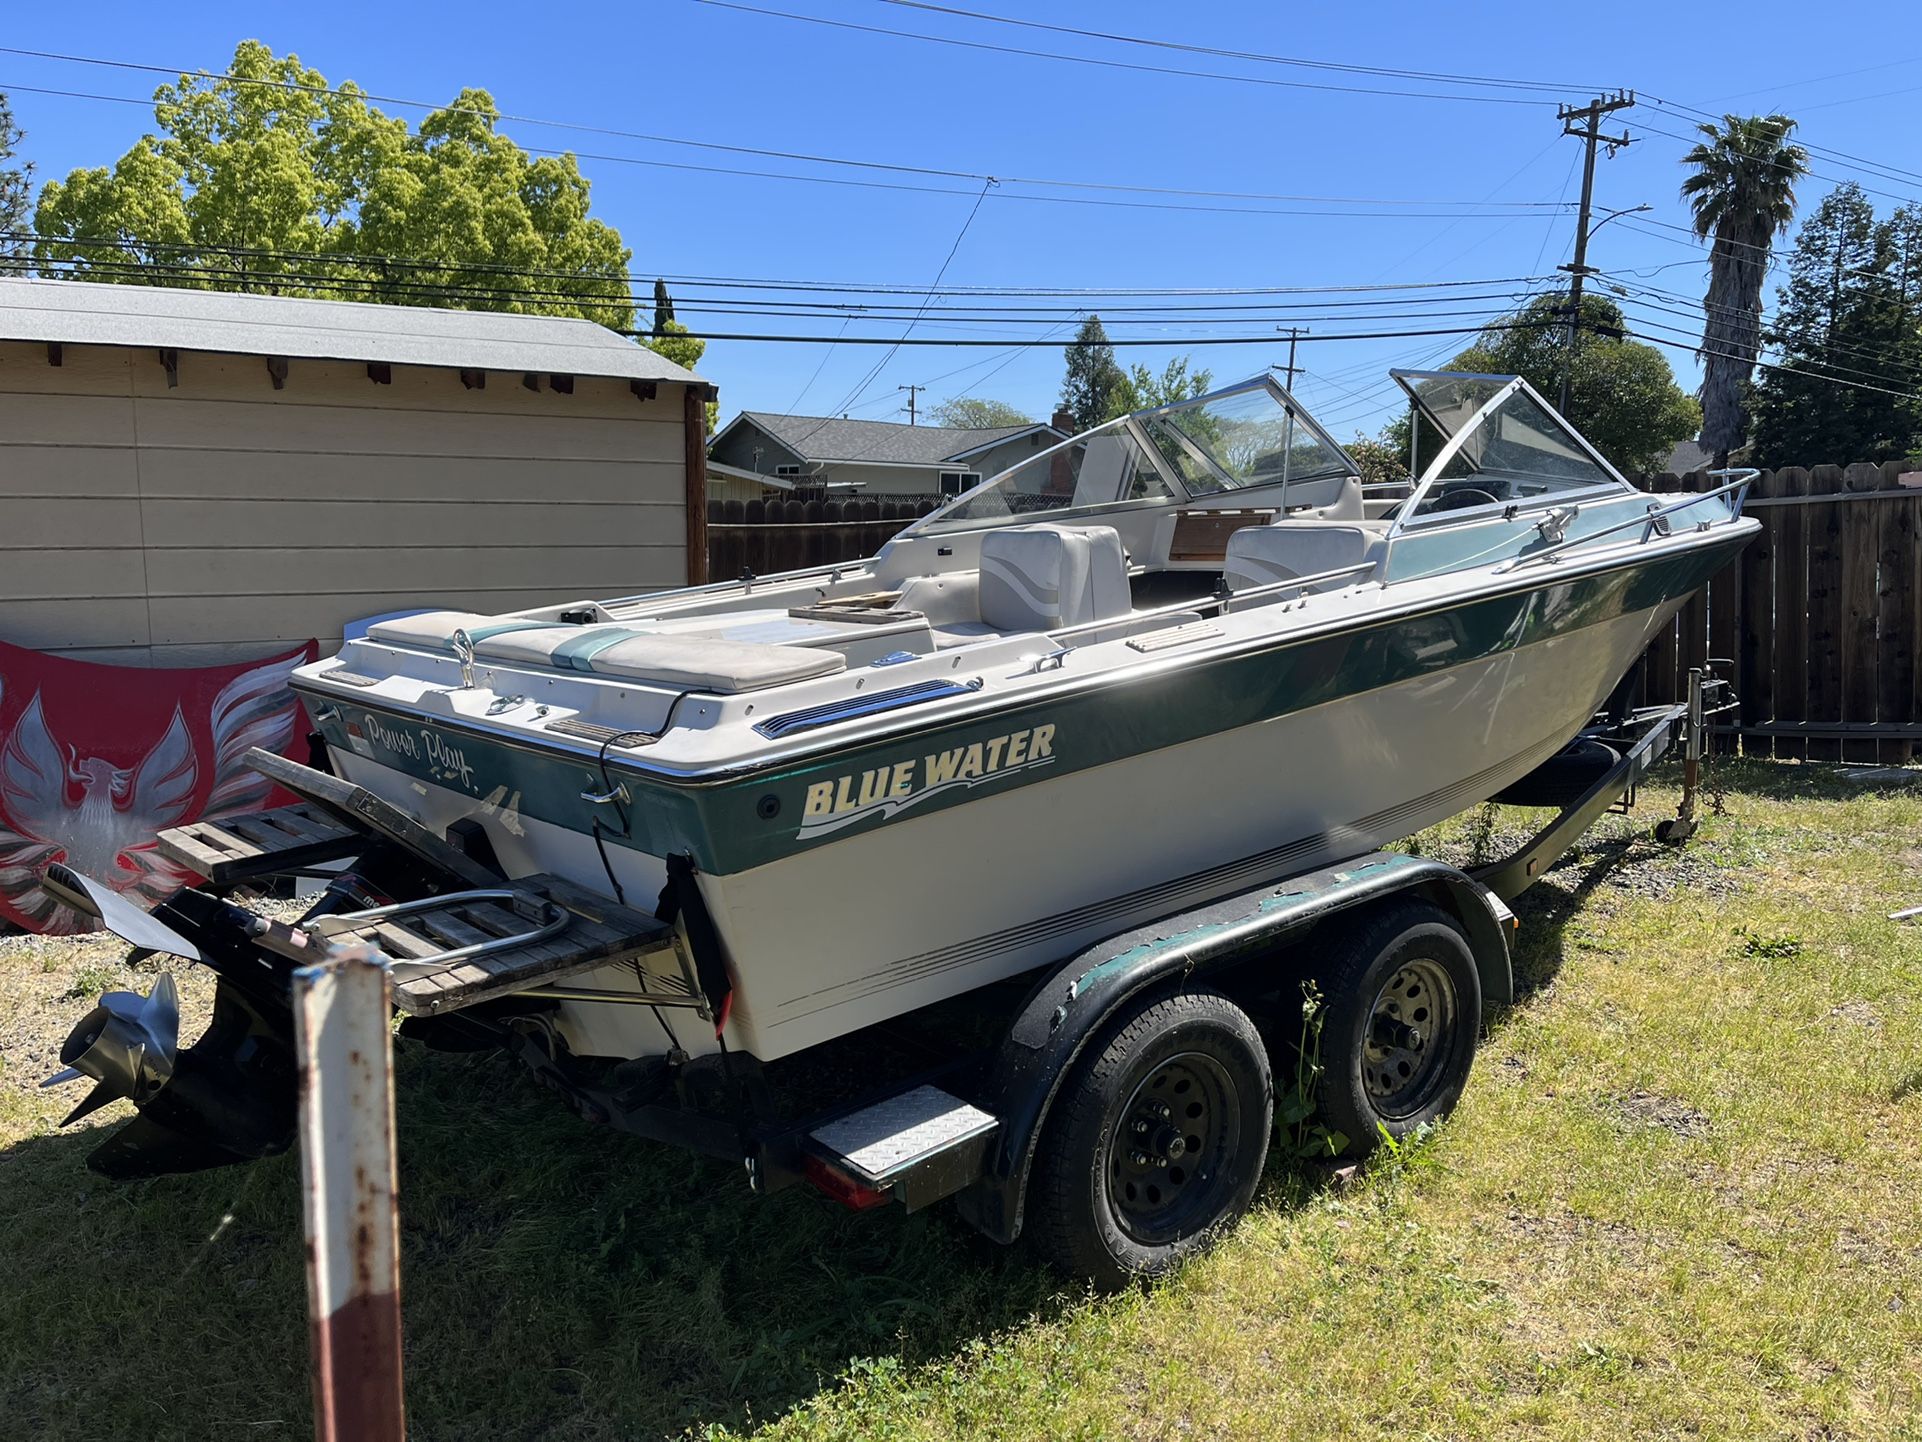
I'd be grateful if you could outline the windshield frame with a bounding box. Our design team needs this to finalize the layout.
[898,373,1360,538]
[1385,370,1636,535]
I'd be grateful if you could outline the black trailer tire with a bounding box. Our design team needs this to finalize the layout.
[1310,901,1481,1157]
[1029,988,1272,1288]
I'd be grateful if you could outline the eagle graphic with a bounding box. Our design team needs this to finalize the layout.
[0,655,306,934]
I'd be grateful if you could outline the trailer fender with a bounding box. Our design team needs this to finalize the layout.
[956,851,1512,1245]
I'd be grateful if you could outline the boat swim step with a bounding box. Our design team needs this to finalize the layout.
[301,872,681,1018]
[807,1084,998,1211]
[157,802,364,886]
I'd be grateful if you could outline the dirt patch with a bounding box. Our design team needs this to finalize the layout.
[1612,1087,1712,1139]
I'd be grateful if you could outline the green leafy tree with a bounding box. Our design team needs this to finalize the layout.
[1383,292,1699,475]
[652,278,675,335]
[33,42,639,335]
[1749,185,1922,466]
[929,396,1032,428]
[1679,114,1809,463]
[1128,355,1213,410]
[1059,315,1136,428]
[0,92,31,264]
[1347,434,1409,490]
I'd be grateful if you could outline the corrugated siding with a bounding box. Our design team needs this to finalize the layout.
[0,340,689,666]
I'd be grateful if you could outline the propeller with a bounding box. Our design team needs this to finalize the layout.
[41,863,203,962]
[41,972,182,1126]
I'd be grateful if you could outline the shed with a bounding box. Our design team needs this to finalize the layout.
[0,277,715,667]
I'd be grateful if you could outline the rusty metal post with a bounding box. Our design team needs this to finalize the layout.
[292,946,405,1442]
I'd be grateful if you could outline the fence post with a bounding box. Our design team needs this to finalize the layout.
[1804,465,1847,760]
[293,947,405,1442]
[1840,462,1884,761]
[1773,467,1811,760]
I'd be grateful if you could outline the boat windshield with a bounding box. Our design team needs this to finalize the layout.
[1392,371,1630,524]
[908,377,1356,534]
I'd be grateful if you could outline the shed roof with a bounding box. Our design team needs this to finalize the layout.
[728,411,1057,467]
[0,276,701,384]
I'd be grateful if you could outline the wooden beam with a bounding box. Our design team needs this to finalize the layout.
[630,379,657,403]
[366,362,392,385]
[549,373,574,395]
[683,380,710,586]
[266,356,289,390]
[521,372,541,393]
[158,348,179,388]
[45,342,62,367]
[459,368,485,391]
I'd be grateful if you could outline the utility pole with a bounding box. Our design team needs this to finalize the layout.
[1274,327,1308,392]
[1275,327,1308,492]
[1557,90,1634,415]
[897,383,924,425]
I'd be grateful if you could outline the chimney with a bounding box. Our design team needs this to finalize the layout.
[1052,408,1076,434]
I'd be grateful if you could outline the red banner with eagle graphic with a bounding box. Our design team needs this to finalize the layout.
[0,640,316,934]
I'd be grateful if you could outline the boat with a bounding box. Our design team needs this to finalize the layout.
[270,369,1756,1067]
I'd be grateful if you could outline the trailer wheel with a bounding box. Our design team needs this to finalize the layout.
[1029,988,1272,1287]
[1311,901,1480,1155]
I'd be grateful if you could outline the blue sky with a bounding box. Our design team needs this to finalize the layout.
[5,1,1920,440]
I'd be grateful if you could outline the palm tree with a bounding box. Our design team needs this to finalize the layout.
[1680,114,1809,464]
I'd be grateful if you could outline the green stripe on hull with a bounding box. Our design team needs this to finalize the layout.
[308,539,1738,876]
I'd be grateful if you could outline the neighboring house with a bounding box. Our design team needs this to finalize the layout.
[0,276,715,666]
[706,458,795,505]
[1660,440,1714,476]
[708,410,1070,498]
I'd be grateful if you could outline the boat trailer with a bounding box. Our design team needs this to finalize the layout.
[44,668,1730,1283]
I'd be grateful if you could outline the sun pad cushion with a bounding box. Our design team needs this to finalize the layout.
[475,626,846,692]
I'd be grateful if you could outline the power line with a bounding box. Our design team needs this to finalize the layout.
[874,0,1604,95]
[0,81,1581,222]
[0,65,1577,210]
[686,0,1562,106]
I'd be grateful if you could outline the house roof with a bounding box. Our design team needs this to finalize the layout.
[1660,439,1714,475]
[725,411,1057,468]
[0,276,702,384]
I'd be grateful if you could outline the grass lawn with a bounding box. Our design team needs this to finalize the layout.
[2,759,1920,1440]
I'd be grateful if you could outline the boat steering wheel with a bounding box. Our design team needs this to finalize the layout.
[1430,487,1501,513]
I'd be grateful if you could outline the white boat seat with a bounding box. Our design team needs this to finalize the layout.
[1223,520,1386,592]
[978,523,1131,633]
[1291,475,1365,521]
[474,627,845,692]
[892,572,981,628]
[364,610,563,651]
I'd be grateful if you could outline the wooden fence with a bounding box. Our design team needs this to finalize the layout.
[707,467,1922,762]
[1641,461,1922,761]
[706,496,941,579]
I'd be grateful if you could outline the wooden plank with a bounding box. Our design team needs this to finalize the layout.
[1707,549,1741,756]
[131,394,677,462]
[1737,467,1780,758]
[1773,467,1811,760]
[142,543,675,597]
[414,909,500,952]
[371,922,445,961]
[0,391,137,446]
[127,358,671,422]
[140,498,675,551]
[683,381,709,586]
[0,446,142,499]
[1839,462,1883,761]
[1804,465,1846,761]
[1169,510,1275,562]
[1874,464,1916,763]
[0,497,145,550]
[135,448,685,507]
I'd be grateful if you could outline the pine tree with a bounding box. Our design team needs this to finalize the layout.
[1750,185,1922,466]
[1058,316,1135,429]
[652,278,675,337]
[0,93,31,265]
